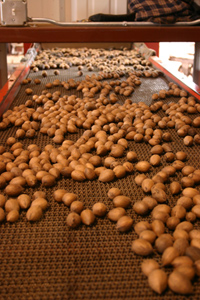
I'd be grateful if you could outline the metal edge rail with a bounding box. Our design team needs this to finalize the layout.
[29,18,200,27]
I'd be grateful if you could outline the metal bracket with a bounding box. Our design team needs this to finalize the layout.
[0,0,27,26]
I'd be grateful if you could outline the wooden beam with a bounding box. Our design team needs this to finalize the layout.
[0,25,200,43]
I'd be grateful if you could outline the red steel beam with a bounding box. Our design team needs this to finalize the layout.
[0,26,200,43]
[0,63,31,117]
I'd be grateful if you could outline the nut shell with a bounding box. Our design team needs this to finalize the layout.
[92,202,107,217]
[66,212,81,228]
[113,195,131,208]
[135,161,151,173]
[26,206,43,221]
[107,207,126,222]
[148,269,168,294]
[116,216,133,232]
[132,239,153,256]
[62,193,77,206]
[107,187,121,199]
[168,271,193,294]
[81,209,95,226]
[99,169,115,182]
[6,210,19,223]
[4,184,24,197]
[141,259,159,277]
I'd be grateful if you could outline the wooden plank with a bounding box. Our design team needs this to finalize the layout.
[0,26,200,43]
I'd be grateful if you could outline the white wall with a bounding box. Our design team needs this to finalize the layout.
[72,0,127,21]
[27,0,127,21]
[88,0,110,17]
[27,0,61,20]
[111,0,127,15]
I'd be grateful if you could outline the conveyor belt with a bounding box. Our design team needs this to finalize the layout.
[0,50,200,300]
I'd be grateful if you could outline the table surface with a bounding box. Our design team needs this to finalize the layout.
[0,24,200,43]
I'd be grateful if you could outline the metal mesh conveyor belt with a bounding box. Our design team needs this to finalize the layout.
[0,62,200,300]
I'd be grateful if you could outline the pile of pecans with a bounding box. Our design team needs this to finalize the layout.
[0,47,200,295]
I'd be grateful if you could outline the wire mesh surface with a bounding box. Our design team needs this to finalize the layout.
[0,59,200,300]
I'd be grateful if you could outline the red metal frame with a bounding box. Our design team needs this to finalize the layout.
[0,43,40,117]
[0,62,31,117]
[145,43,159,56]
[0,25,200,43]
[24,43,32,54]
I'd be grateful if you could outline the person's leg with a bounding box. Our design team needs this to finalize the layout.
[89,12,135,22]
